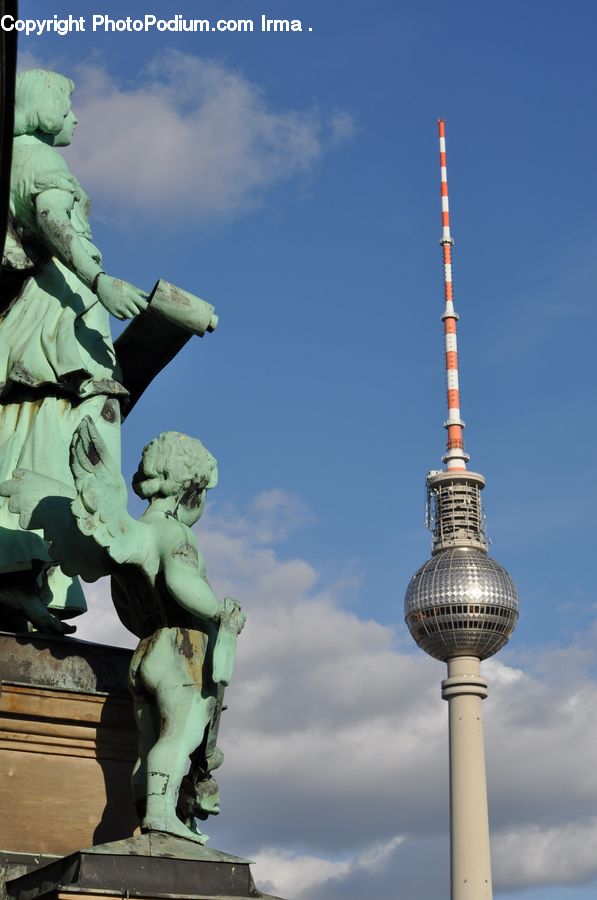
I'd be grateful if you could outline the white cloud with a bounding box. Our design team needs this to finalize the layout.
[74,576,134,649]
[208,488,314,545]
[493,819,597,890]
[254,835,404,898]
[255,848,353,897]
[73,490,597,899]
[45,51,355,222]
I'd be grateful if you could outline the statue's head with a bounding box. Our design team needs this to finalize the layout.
[132,432,218,524]
[14,69,77,146]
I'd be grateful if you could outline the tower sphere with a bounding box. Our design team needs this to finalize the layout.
[404,547,519,661]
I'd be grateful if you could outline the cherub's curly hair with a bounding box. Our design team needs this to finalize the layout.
[14,69,74,137]
[132,432,218,500]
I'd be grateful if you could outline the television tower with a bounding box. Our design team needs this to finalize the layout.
[404,121,519,900]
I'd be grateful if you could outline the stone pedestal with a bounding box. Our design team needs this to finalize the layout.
[0,631,138,887]
[6,833,279,900]
[0,633,285,900]
[5,833,283,900]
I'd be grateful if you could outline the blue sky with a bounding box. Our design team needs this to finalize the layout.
[17,1,597,897]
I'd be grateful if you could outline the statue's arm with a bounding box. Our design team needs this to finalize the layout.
[35,187,101,288]
[35,188,147,320]
[163,552,222,623]
[162,537,245,684]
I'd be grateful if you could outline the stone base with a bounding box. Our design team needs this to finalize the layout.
[0,633,285,899]
[5,833,285,900]
[0,631,138,856]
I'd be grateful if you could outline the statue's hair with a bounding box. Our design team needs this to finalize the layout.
[132,432,218,500]
[14,69,74,137]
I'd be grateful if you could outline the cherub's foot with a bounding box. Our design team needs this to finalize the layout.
[142,816,209,845]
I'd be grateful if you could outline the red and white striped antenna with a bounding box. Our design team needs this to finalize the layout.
[438,119,469,472]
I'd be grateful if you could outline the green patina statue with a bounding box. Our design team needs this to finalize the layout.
[0,69,217,635]
[0,68,240,845]
[1,417,245,843]
[0,69,147,633]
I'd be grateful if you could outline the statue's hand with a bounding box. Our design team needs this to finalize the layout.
[96,275,148,320]
[212,598,245,686]
[218,597,246,635]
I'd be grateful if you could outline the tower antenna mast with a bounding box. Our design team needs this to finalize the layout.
[404,121,520,900]
[438,119,467,472]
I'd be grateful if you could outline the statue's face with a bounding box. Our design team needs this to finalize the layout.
[54,107,77,146]
[178,485,207,527]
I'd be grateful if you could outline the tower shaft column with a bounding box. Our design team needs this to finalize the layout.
[442,656,492,900]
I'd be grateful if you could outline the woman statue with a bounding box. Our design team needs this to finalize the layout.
[0,69,147,633]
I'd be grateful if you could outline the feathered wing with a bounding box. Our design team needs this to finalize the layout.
[0,470,75,531]
[0,462,117,582]
[69,416,145,568]
[0,470,85,574]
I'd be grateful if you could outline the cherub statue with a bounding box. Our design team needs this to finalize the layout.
[1,417,245,843]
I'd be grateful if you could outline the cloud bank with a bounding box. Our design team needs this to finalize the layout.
[46,51,355,222]
[75,490,597,900]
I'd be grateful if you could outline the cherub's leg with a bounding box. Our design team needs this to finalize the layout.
[129,639,159,820]
[131,697,159,820]
[142,683,212,843]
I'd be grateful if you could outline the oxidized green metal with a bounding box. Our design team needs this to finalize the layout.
[1,417,245,843]
[0,69,217,632]
[0,69,242,846]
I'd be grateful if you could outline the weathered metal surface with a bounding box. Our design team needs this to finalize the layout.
[0,68,218,627]
[5,834,285,900]
[83,832,250,862]
[150,280,218,336]
[0,631,131,695]
[0,64,274,890]
[3,420,244,843]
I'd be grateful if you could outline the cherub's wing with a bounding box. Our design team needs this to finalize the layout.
[69,416,145,568]
[0,470,75,532]
[0,467,107,581]
[0,470,89,575]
